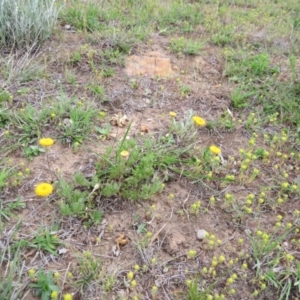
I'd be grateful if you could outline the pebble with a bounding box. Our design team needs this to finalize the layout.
[196,229,207,240]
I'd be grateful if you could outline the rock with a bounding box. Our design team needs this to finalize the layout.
[196,229,207,240]
[125,51,175,77]
[64,24,71,30]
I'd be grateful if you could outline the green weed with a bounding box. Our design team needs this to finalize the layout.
[31,226,61,255]
[29,269,60,300]
[74,251,103,293]
[0,248,24,299]
[0,196,25,225]
[170,37,205,55]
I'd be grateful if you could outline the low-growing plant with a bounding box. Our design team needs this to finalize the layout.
[0,196,25,225]
[50,95,98,145]
[0,247,25,299]
[60,2,101,32]
[169,37,205,55]
[75,251,103,293]
[88,84,106,101]
[231,87,257,109]
[169,109,198,144]
[225,51,279,81]
[95,127,189,201]
[29,269,60,300]
[57,173,103,226]
[186,277,215,300]
[31,226,61,256]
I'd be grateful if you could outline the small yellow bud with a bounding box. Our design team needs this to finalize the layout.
[51,291,59,300]
[28,269,35,278]
[127,271,134,281]
[131,280,137,287]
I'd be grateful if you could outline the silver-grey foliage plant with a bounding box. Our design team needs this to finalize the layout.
[0,0,60,49]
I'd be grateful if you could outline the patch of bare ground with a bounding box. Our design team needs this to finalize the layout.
[2,25,300,299]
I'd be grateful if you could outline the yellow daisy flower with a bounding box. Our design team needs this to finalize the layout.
[39,138,55,147]
[209,145,221,155]
[192,116,206,127]
[35,182,54,197]
[169,111,177,117]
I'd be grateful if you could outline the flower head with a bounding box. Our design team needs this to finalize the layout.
[127,271,134,281]
[131,280,137,287]
[63,294,73,300]
[120,150,129,159]
[209,145,221,155]
[28,268,35,278]
[35,182,54,197]
[192,116,206,127]
[39,138,55,147]
[169,111,177,117]
[51,291,59,300]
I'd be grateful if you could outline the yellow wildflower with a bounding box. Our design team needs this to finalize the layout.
[63,294,73,300]
[35,182,54,197]
[127,271,134,281]
[131,280,137,287]
[120,150,129,159]
[39,138,55,147]
[209,145,221,155]
[51,291,59,300]
[28,269,35,278]
[169,111,177,117]
[192,116,206,127]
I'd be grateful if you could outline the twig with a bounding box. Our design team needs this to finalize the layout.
[181,190,191,220]
[149,208,173,246]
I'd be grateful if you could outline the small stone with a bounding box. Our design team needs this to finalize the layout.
[65,24,71,30]
[196,229,207,240]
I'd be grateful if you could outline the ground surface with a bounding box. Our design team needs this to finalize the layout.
[1,1,300,300]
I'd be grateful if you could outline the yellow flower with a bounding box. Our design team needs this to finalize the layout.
[169,111,177,117]
[134,264,140,271]
[35,182,54,197]
[51,291,59,300]
[127,271,134,281]
[39,138,55,147]
[120,150,129,159]
[209,145,221,155]
[28,269,35,278]
[63,294,73,300]
[131,280,137,287]
[192,116,206,126]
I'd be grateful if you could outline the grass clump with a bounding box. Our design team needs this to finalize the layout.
[2,94,98,157]
[169,37,205,56]
[95,129,188,201]
[0,248,25,300]
[0,0,59,49]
